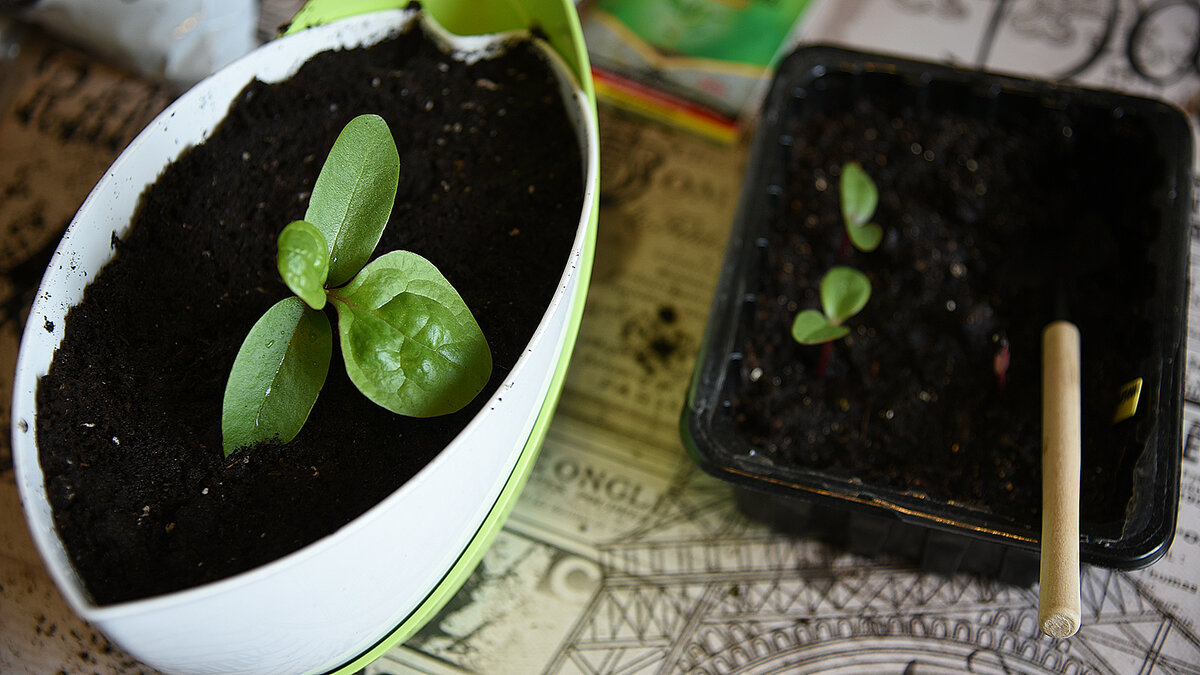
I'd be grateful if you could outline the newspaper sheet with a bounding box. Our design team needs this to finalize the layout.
[373,2,1200,673]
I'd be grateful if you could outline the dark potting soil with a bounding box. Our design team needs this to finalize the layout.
[36,24,583,605]
[732,76,1165,534]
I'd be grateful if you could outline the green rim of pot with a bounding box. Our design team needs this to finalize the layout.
[286,0,595,102]
[320,345,579,674]
[283,2,597,673]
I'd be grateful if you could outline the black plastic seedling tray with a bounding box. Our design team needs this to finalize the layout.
[682,46,1191,582]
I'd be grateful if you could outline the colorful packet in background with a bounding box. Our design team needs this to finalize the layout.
[583,0,811,141]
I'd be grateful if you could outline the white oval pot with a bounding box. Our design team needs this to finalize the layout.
[10,9,598,675]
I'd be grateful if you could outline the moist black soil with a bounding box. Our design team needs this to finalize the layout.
[36,24,583,605]
[732,72,1166,534]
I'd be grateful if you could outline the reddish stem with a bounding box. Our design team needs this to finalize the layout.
[817,341,833,381]
[838,230,852,259]
[994,342,1011,394]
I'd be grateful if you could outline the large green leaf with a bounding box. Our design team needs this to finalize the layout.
[329,251,492,417]
[222,297,333,455]
[821,266,872,323]
[305,114,400,286]
[278,220,330,310]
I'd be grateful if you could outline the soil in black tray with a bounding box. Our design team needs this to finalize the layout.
[36,24,583,605]
[732,75,1165,533]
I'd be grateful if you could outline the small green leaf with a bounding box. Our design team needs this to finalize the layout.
[840,161,878,227]
[792,309,849,345]
[821,266,872,323]
[306,114,401,287]
[329,251,492,417]
[847,222,883,252]
[278,220,330,310]
[222,297,333,455]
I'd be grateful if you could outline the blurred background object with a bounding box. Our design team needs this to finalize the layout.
[1,0,257,89]
[583,0,811,137]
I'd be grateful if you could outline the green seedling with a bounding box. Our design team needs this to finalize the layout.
[222,114,492,455]
[791,266,871,345]
[840,161,882,252]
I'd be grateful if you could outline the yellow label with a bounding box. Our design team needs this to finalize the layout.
[1113,378,1143,423]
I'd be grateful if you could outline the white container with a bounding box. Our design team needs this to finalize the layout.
[10,9,598,675]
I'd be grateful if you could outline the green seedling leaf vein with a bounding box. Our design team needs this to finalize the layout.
[330,251,491,417]
[329,156,372,259]
[306,114,400,287]
[331,293,470,373]
[278,220,330,310]
[222,297,332,455]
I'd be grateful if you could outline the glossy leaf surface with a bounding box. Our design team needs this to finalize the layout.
[222,297,332,455]
[305,114,400,286]
[277,220,330,310]
[330,251,492,417]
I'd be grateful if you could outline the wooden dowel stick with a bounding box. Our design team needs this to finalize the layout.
[1040,320,1082,638]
